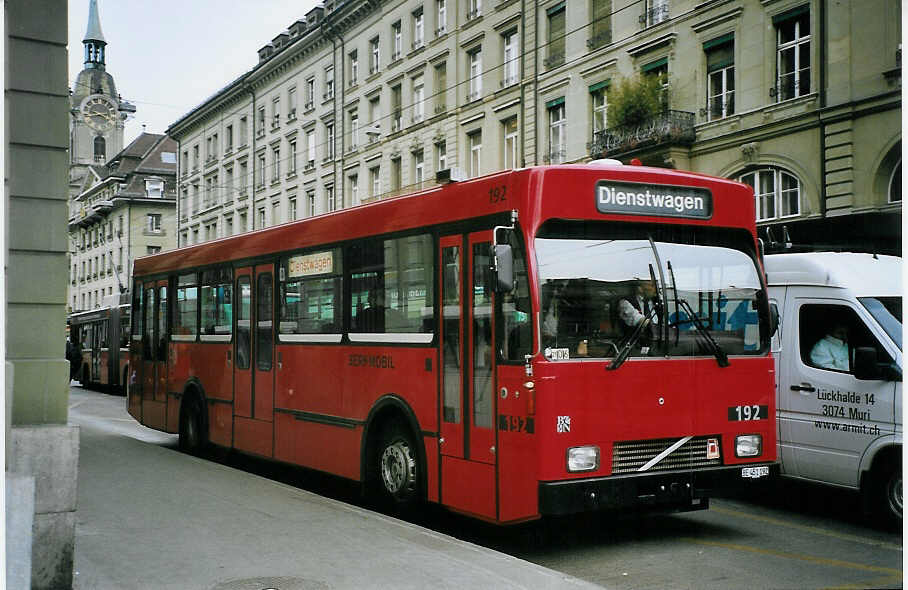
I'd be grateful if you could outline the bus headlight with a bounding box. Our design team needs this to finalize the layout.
[735,434,762,457]
[567,446,600,472]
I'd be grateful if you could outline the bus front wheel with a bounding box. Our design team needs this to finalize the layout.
[179,397,205,456]
[377,423,419,507]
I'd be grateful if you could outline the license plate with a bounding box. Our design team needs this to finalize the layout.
[741,466,770,479]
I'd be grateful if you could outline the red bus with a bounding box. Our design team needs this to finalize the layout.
[70,296,131,394]
[127,162,777,523]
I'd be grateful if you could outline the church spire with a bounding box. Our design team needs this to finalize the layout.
[83,0,107,69]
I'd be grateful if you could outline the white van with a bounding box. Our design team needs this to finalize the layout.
[765,252,902,522]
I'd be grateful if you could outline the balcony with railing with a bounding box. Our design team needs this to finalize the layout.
[589,110,695,159]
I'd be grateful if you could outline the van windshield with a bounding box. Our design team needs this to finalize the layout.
[534,220,769,361]
[858,296,902,350]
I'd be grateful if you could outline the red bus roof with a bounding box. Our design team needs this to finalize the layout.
[134,164,755,278]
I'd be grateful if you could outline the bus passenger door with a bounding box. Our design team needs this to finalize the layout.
[233,265,275,458]
[140,280,168,430]
[234,269,253,418]
[438,232,497,520]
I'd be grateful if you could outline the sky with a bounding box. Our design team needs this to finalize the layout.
[68,0,319,144]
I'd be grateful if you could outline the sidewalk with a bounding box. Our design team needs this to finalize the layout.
[70,390,602,590]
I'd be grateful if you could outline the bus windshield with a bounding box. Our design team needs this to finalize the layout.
[535,221,767,361]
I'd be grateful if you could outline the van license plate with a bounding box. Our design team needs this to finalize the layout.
[741,466,769,479]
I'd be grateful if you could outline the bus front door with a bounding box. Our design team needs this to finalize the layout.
[438,232,497,520]
[140,280,168,430]
[233,265,275,457]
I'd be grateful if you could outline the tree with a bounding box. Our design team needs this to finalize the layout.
[606,73,666,129]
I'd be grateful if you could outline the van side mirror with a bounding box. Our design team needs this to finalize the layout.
[852,346,901,381]
[492,244,514,293]
[769,304,779,337]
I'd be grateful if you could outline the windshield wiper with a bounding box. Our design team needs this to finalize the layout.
[667,260,681,347]
[668,291,730,367]
[607,305,659,371]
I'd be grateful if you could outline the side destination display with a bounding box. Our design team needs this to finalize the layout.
[596,180,713,219]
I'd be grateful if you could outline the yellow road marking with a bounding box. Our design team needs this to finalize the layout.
[682,537,902,578]
[712,505,903,552]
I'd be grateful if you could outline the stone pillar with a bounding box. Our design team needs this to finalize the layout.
[5,2,79,588]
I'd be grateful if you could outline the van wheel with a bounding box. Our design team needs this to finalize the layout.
[376,422,420,507]
[179,397,205,456]
[878,462,902,525]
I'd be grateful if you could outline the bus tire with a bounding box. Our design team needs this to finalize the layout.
[376,421,420,508]
[178,395,206,456]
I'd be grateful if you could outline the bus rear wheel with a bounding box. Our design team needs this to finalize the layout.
[377,423,419,507]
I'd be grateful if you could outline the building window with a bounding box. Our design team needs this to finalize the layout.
[370,37,380,74]
[306,130,316,167]
[325,67,335,99]
[239,116,248,146]
[467,0,481,20]
[94,136,106,163]
[706,35,735,120]
[369,97,380,142]
[325,123,335,159]
[468,130,482,178]
[239,161,248,194]
[289,197,297,221]
[591,83,608,134]
[391,157,402,192]
[775,6,810,101]
[257,107,266,136]
[503,117,518,170]
[548,100,566,163]
[288,140,297,175]
[643,58,669,111]
[412,75,425,123]
[414,149,425,185]
[392,21,402,60]
[349,110,359,150]
[502,30,519,87]
[288,87,297,118]
[147,213,162,233]
[590,0,612,49]
[436,0,447,35]
[642,0,669,27]
[258,207,266,229]
[271,147,281,183]
[468,47,482,102]
[145,178,164,198]
[306,77,315,109]
[370,166,381,198]
[258,155,266,188]
[436,140,447,171]
[225,216,233,237]
[326,184,336,212]
[739,168,801,221]
[225,125,234,152]
[546,4,565,69]
[413,8,425,49]
[349,50,358,86]
[434,61,447,113]
[225,167,234,198]
[391,84,403,131]
[271,97,280,129]
[307,190,316,216]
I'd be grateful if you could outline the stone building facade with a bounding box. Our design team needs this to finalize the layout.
[169,0,901,254]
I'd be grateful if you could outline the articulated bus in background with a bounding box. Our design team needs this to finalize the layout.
[127,161,777,524]
[70,295,131,394]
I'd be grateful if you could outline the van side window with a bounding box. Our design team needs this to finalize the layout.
[799,304,892,374]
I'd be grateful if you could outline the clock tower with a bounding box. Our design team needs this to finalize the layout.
[69,0,135,197]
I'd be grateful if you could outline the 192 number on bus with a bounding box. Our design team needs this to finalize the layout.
[728,405,768,421]
[489,186,507,204]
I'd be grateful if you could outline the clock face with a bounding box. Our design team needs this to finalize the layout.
[81,95,117,132]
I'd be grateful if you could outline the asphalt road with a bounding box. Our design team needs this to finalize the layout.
[69,385,902,589]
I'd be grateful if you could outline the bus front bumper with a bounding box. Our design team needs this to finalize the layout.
[538,463,779,516]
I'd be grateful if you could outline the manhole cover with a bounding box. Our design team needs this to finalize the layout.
[210,577,330,590]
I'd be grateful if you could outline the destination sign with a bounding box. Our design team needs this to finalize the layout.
[288,251,334,278]
[595,181,712,219]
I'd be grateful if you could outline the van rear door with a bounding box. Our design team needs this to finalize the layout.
[779,292,897,488]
